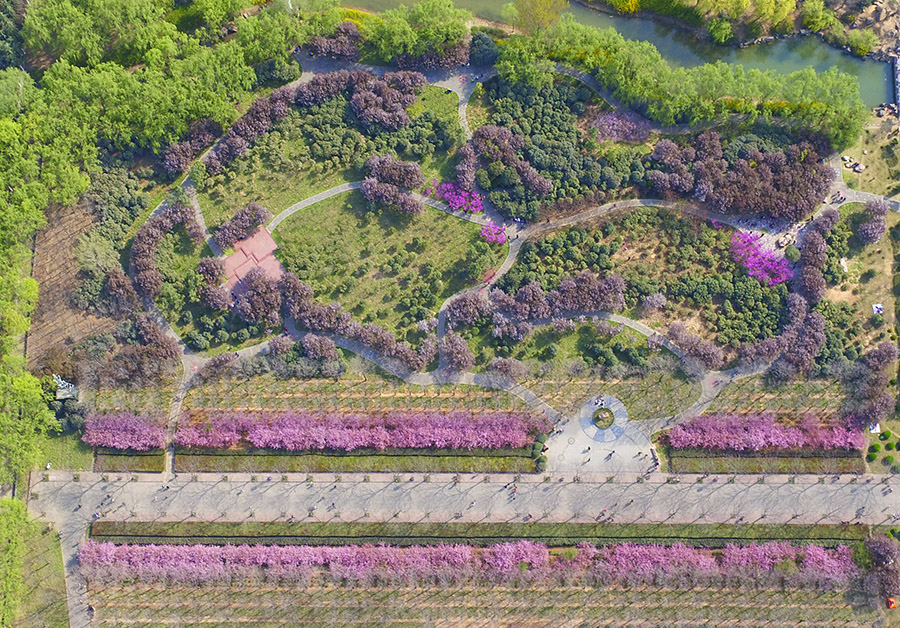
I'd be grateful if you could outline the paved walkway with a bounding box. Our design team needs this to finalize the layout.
[33,468,900,628]
[547,395,654,474]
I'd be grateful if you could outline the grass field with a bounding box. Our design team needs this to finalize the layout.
[85,375,179,415]
[181,367,530,416]
[272,190,505,338]
[704,375,846,416]
[841,118,900,200]
[90,520,879,547]
[405,85,462,183]
[14,521,69,628]
[86,584,884,627]
[174,451,535,473]
[823,203,898,352]
[35,433,93,472]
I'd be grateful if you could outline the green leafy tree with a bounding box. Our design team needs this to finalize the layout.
[0,498,27,625]
[502,0,569,33]
[496,37,554,89]
[237,8,304,65]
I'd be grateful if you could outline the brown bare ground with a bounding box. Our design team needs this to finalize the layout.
[26,202,116,373]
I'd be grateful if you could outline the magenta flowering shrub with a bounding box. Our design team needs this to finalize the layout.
[666,413,866,452]
[214,202,273,250]
[730,232,793,287]
[426,180,484,213]
[480,221,506,244]
[79,540,858,590]
[130,204,204,298]
[174,411,550,451]
[82,413,166,451]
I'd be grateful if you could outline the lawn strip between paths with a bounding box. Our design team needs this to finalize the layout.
[90,520,877,548]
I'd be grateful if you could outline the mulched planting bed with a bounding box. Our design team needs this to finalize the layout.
[90,520,876,548]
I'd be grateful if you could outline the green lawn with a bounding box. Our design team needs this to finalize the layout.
[174,451,535,473]
[272,190,507,337]
[90,519,878,547]
[35,433,93,472]
[666,449,865,474]
[14,520,68,628]
[407,85,462,183]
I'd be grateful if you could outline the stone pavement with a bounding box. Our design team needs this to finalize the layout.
[547,395,653,474]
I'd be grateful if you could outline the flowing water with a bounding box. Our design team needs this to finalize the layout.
[346,0,892,107]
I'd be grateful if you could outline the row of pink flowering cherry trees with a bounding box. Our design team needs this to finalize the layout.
[80,539,858,589]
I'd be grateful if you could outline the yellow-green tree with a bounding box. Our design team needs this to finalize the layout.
[502,0,569,33]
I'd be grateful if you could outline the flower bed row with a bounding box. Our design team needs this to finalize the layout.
[174,412,550,452]
[665,414,865,453]
[82,414,166,452]
[79,540,856,589]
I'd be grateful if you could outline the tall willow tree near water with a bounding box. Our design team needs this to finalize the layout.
[502,0,569,33]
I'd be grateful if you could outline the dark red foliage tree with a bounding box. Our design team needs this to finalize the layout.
[214,202,273,250]
[235,267,282,328]
[667,322,724,370]
[308,21,362,60]
[440,331,475,371]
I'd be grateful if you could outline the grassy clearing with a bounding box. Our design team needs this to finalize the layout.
[90,520,877,547]
[14,520,69,628]
[84,376,178,416]
[841,118,900,200]
[35,433,93,472]
[865,418,900,474]
[465,82,491,132]
[174,451,535,473]
[521,367,700,420]
[825,204,899,350]
[272,190,506,337]
[181,368,531,415]
[705,375,845,416]
[94,451,166,473]
[87,585,883,626]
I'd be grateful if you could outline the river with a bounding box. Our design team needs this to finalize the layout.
[346,0,892,107]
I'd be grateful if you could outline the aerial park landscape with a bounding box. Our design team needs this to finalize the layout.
[4,0,900,625]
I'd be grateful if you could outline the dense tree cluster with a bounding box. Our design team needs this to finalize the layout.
[843,342,898,429]
[445,291,493,329]
[361,154,425,215]
[195,257,229,312]
[646,132,833,221]
[162,120,223,178]
[109,315,180,385]
[308,21,362,60]
[235,267,283,329]
[440,331,475,371]
[282,272,438,371]
[205,87,296,174]
[857,199,889,245]
[367,0,470,66]
[469,31,499,67]
[536,15,866,148]
[213,202,273,250]
[130,204,203,299]
[666,322,724,371]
